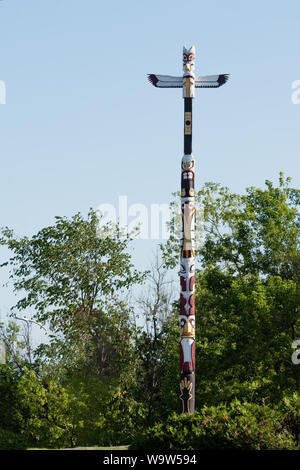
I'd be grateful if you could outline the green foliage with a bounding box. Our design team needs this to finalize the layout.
[0,210,148,448]
[198,176,299,278]
[1,209,145,385]
[0,364,23,433]
[157,316,179,417]
[135,317,178,424]
[0,176,299,449]
[280,393,300,446]
[161,175,300,408]
[14,369,79,448]
[131,401,297,450]
[58,373,145,447]
[192,271,300,406]
[13,369,144,448]
[0,428,28,450]
[97,391,147,446]
[0,209,144,335]
[132,258,178,424]
[0,321,32,370]
[0,365,146,449]
[163,174,300,279]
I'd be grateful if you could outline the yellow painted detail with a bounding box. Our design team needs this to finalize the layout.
[184,112,192,134]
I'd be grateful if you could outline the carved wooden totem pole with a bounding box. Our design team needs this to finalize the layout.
[148,46,228,413]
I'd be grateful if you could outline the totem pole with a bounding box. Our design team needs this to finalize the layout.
[148,46,228,413]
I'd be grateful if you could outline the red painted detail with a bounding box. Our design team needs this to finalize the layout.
[183,361,193,372]
[188,296,195,316]
[189,276,195,291]
[180,293,186,311]
[180,276,187,292]
[182,250,193,258]
[148,74,158,87]
[188,294,195,308]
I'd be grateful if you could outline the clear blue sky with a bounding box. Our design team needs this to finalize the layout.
[0,1,299,328]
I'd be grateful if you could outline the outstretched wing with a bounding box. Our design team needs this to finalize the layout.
[148,74,182,88]
[195,74,229,88]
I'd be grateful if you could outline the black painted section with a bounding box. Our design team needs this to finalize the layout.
[184,98,192,155]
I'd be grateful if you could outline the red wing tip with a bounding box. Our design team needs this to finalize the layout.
[218,74,230,85]
[148,74,158,87]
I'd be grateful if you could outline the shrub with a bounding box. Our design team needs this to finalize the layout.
[130,401,296,450]
[280,393,300,447]
[95,393,147,447]
[0,428,28,450]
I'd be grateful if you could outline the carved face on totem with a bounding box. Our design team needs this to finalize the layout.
[181,155,195,181]
[181,155,195,197]
[182,46,195,98]
[180,258,195,278]
[180,253,195,338]
[181,200,195,237]
[183,45,195,73]
[180,337,195,378]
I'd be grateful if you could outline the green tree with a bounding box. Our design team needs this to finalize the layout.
[0,363,21,434]
[195,270,300,405]
[14,368,84,448]
[0,210,145,379]
[0,321,38,443]
[162,174,300,406]
[131,400,298,450]
[0,320,33,372]
[0,210,147,447]
[135,255,177,422]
